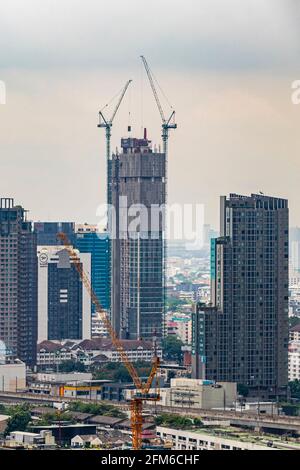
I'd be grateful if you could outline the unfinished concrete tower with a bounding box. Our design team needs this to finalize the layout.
[110,132,165,340]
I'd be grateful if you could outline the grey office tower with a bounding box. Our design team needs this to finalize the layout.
[111,134,165,340]
[192,194,289,400]
[0,198,37,366]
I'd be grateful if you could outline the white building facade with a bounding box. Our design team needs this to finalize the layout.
[288,341,300,381]
[37,338,161,367]
[37,246,91,343]
[0,360,26,392]
[156,427,275,451]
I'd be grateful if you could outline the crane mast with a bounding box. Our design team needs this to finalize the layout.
[98,79,132,205]
[141,56,177,338]
[57,232,160,450]
[140,56,177,156]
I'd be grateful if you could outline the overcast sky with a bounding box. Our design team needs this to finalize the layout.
[1,0,300,228]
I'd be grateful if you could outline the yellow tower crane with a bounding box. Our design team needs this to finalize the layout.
[57,232,160,450]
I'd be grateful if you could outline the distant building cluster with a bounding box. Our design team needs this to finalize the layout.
[0,134,166,370]
[0,181,294,402]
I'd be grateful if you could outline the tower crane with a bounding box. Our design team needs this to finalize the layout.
[140,56,177,157]
[98,79,132,204]
[57,232,160,451]
[140,56,177,338]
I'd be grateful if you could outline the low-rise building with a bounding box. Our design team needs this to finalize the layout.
[166,314,192,345]
[71,434,102,448]
[0,415,10,434]
[37,338,161,367]
[62,382,102,400]
[156,427,278,451]
[28,373,135,400]
[289,341,300,381]
[234,401,280,415]
[290,325,300,342]
[124,378,237,410]
[6,430,55,448]
[88,415,125,429]
[28,372,94,396]
[30,424,97,445]
[100,382,135,402]
[167,378,237,409]
[0,359,26,392]
[36,372,92,383]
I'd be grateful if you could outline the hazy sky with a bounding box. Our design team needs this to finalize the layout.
[1,0,300,228]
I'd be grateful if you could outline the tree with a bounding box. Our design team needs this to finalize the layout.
[289,380,300,400]
[168,371,176,380]
[5,409,31,436]
[59,360,86,373]
[69,401,126,418]
[193,418,203,427]
[162,335,183,363]
[154,413,200,430]
[0,404,7,415]
[237,383,249,398]
[92,361,151,383]
[38,411,74,426]
[289,317,300,330]
[167,297,187,312]
[280,403,300,417]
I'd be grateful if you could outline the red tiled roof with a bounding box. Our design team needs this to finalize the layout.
[291,324,300,332]
[37,341,62,352]
[37,338,154,353]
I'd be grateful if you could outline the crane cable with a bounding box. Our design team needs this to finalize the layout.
[128,80,132,133]
[149,65,174,112]
[140,59,144,135]
[99,84,127,114]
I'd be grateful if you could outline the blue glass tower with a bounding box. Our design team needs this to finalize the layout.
[75,228,111,313]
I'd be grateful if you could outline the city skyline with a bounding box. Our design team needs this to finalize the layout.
[2,1,300,455]
[1,1,300,228]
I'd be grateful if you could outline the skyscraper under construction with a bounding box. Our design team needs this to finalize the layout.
[110,132,165,340]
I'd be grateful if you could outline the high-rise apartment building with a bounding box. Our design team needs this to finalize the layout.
[192,194,289,399]
[111,134,165,340]
[34,222,111,337]
[290,227,300,273]
[0,198,37,366]
[75,224,110,312]
[37,246,91,342]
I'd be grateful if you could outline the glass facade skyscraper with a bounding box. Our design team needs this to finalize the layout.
[192,194,289,399]
[75,226,111,312]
